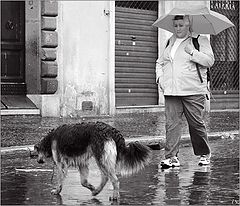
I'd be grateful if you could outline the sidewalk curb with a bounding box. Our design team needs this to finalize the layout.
[1,130,238,155]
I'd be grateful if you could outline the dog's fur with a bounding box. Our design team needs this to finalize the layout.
[34,121,151,200]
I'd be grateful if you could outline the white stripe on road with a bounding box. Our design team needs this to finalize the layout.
[15,168,53,172]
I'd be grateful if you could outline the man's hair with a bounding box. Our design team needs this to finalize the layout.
[173,15,184,20]
[173,15,191,27]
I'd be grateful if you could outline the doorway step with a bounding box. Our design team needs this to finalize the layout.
[1,95,40,115]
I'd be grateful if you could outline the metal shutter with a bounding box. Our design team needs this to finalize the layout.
[115,1,158,107]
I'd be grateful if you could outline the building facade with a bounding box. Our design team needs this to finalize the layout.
[1,1,239,117]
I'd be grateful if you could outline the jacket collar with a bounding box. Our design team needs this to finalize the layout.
[170,32,200,44]
[191,32,200,38]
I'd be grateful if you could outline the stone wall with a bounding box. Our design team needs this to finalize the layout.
[40,0,58,94]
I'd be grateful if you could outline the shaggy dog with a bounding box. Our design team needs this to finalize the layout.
[34,121,151,201]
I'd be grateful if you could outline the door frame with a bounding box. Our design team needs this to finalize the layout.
[1,1,42,95]
[25,0,41,94]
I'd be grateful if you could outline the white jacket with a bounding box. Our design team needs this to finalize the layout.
[156,33,215,96]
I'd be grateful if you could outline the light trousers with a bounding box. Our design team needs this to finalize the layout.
[164,95,211,159]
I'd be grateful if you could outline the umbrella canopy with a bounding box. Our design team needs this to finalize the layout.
[152,6,235,35]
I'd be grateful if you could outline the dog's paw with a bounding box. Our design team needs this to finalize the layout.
[109,196,119,202]
[51,189,60,195]
[109,191,120,202]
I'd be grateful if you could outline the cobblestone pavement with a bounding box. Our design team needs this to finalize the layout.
[1,111,239,147]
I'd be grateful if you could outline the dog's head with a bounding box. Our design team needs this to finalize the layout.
[34,131,54,164]
[34,143,47,164]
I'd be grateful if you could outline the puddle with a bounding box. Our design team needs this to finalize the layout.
[1,139,239,205]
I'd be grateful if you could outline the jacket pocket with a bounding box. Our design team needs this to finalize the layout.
[161,64,172,90]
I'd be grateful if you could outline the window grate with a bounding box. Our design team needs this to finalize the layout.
[115,1,158,11]
[210,0,239,91]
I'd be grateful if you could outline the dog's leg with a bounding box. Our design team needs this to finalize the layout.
[106,141,119,201]
[108,172,120,201]
[51,162,68,195]
[79,164,96,192]
[92,140,119,201]
[92,168,109,196]
[93,163,119,201]
[51,143,67,195]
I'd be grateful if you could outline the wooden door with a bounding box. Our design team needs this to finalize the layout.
[115,2,158,107]
[1,1,25,94]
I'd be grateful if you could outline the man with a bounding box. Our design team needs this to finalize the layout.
[156,15,215,168]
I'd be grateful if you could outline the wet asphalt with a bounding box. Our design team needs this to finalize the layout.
[1,111,239,205]
[1,138,239,205]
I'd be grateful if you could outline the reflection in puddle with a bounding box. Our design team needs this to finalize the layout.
[1,140,239,205]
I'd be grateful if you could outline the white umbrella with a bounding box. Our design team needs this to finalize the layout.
[152,6,235,35]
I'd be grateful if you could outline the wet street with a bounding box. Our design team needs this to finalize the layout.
[1,111,239,147]
[1,138,239,205]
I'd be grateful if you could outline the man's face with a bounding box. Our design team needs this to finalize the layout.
[173,19,189,38]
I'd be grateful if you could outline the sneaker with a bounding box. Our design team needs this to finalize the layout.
[161,156,180,169]
[198,154,211,166]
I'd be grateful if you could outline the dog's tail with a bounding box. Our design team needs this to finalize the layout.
[117,141,151,176]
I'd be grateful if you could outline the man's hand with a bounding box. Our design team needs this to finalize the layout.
[184,43,194,55]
